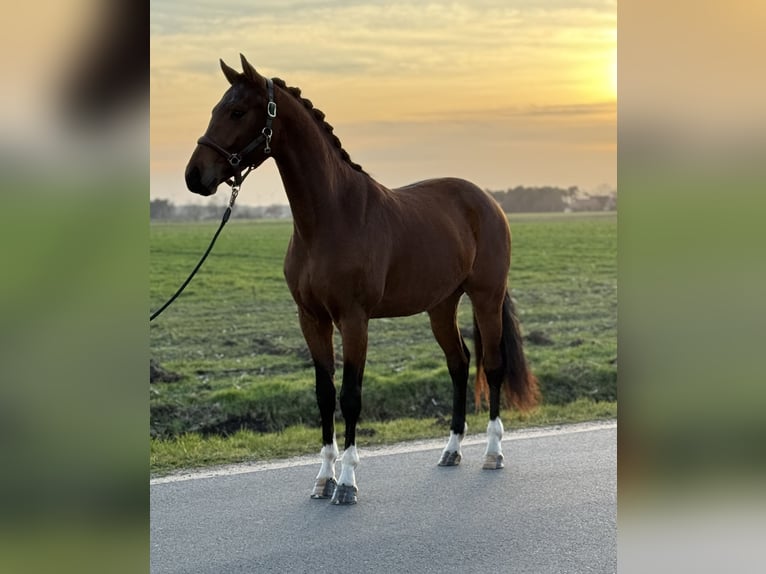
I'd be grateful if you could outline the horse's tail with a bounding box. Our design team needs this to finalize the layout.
[474,291,540,412]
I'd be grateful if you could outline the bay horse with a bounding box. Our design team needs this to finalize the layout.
[185,55,539,505]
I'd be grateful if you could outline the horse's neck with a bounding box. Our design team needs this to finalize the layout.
[274,100,369,241]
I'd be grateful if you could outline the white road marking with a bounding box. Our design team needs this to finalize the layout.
[150,419,616,485]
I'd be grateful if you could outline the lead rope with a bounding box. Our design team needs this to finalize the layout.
[152,77,273,322]
[149,184,240,322]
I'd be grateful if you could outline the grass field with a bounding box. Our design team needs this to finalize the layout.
[150,211,616,472]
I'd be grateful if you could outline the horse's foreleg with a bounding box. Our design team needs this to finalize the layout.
[334,439,360,505]
[311,361,339,498]
[439,422,467,466]
[333,313,368,505]
[299,310,339,499]
[437,344,470,466]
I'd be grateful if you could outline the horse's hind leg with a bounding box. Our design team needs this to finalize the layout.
[469,291,507,470]
[429,293,470,467]
[299,309,339,499]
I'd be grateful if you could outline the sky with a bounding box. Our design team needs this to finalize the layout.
[151,0,616,207]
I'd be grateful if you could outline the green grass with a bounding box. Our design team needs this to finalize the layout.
[150,211,616,472]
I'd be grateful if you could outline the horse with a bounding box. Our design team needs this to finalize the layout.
[185,54,539,505]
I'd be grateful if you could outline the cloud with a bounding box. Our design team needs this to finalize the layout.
[151,1,615,78]
[151,1,616,199]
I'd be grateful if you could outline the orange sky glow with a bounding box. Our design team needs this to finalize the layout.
[151,1,616,206]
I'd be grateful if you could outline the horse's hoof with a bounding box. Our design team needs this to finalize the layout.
[438,450,462,466]
[482,454,504,470]
[331,483,358,505]
[310,477,337,499]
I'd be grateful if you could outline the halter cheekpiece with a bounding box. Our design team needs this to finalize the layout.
[196,77,277,187]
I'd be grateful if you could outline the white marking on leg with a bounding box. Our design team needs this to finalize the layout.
[315,437,339,480]
[442,422,467,454]
[484,418,504,457]
[337,445,359,488]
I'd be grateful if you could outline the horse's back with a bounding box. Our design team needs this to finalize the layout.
[391,177,506,225]
[392,176,489,203]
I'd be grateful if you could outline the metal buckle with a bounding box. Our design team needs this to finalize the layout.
[267,101,277,118]
[229,154,241,167]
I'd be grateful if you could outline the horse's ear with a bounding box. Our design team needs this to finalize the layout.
[220,59,240,85]
[240,54,260,83]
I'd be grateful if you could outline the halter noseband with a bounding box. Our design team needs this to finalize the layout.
[196,77,277,187]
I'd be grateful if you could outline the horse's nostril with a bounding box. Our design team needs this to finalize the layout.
[185,166,202,190]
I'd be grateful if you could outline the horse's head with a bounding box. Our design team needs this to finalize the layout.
[185,54,277,196]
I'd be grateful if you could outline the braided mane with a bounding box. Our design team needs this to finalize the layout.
[272,77,366,174]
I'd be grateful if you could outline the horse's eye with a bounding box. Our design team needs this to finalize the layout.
[230,110,245,120]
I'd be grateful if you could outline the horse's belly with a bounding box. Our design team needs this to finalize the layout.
[369,232,474,317]
[369,275,463,318]
[369,299,424,319]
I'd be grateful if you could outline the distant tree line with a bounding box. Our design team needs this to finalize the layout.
[486,185,616,213]
[150,199,292,221]
[150,185,616,221]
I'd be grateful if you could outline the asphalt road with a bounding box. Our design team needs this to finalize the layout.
[151,420,616,574]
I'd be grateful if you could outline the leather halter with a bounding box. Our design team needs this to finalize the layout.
[196,77,277,187]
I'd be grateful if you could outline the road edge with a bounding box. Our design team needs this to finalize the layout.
[151,418,616,485]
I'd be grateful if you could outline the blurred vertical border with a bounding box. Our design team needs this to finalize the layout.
[0,1,148,572]
[619,0,766,572]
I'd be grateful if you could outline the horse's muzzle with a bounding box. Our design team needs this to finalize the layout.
[185,165,215,196]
